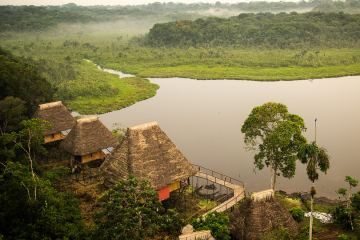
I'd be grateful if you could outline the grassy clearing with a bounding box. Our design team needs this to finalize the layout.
[96,47,360,81]
[66,61,159,114]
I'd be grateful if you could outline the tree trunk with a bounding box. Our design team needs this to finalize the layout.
[270,157,273,190]
[310,182,314,240]
[273,168,277,192]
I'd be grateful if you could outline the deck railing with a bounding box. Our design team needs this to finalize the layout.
[187,164,245,220]
[192,164,245,189]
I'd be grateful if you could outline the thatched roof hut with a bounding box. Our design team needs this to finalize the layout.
[33,101,76,143]
[60,116,120,164]
[100,121,197,196]
[227,189,301,240]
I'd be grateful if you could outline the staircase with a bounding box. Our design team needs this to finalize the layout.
[189,165,245,220]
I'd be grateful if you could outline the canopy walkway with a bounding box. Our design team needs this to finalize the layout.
[189,164,245,220]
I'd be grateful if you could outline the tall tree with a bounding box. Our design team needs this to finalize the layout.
[298,137,330,240]
[3,119,50,200]
[241,102,307,191]
[0,96,26,135]
[0,47,54,118]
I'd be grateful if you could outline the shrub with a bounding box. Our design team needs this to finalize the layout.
[189,211,231,240]
[350,190,360,213]
[338,234,349,240]
[331,204,355,230]
[288,207,305,222]
[261,223,291,240]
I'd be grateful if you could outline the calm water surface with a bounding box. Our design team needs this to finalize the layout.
[76,68,360,198]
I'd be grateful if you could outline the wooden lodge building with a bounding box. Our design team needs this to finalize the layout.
[33,101,76,143]
[100,121,197,201]
[60,116,120,168]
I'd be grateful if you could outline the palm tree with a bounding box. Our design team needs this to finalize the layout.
[298,141,330,240]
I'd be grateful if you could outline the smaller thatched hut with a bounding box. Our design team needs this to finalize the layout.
[60,116,120,167]
[33,101,76,143]
[100,121,197,201]
[227,189,301,240]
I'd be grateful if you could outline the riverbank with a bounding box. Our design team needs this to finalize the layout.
[3,32,360,115]
[275,190,359,240]
[95,47,360,81]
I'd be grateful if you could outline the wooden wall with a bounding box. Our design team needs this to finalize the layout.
[44,132,66,143]
[81,150,107,164]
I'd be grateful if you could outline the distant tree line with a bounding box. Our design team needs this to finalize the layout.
[144,11,360,48]
[0,0,329,33]
[313,0,360,14]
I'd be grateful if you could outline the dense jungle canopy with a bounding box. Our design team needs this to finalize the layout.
[144,11,360,48]
[2,0,360,33]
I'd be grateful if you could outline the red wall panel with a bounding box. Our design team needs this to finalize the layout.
[158,186,170,201]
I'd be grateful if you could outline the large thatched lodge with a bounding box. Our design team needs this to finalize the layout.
[60,116,120,167]
[100,121,197,201]
[33,101,76,143]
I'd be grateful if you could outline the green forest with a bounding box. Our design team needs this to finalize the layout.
[145,12,360,48]
[1,3,360,114]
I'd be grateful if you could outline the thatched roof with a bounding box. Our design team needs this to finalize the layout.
[227,189,301,240]
[100,121,197,190]
[33,101,76,135]
[60,116,120,156]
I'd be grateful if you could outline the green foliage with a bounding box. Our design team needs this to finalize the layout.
[350,191,360,212]
[338,234,350,240]
[0,47,54,118]
[93,174,184,239]
[0,96,26,135]
[241,102,307,190]
[336,175,359,231]
[0,161,89,239]
[145,12,360,49]
[288,207,305,222]
[189,211,231,240]
[331,204,355,230]
[314,0,360,14]
[337,187,348,197]
[293,226,310,240]
[298,141,330,182]
[345,175,359,189]
[42,166,70,191]
[297,135,330,240]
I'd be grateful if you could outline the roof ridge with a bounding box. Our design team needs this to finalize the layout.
[39,101,63,110]
[129,121,157,131]
[77,116,98,124]
[251,189,274,202]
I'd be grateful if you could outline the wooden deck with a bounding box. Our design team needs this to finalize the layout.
[195,171,245,219]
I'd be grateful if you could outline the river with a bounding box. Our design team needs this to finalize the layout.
[74,67,360,199]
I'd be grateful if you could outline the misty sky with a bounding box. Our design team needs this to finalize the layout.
[1,0,298,6]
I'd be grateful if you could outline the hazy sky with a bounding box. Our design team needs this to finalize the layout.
[1,0,295,6]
